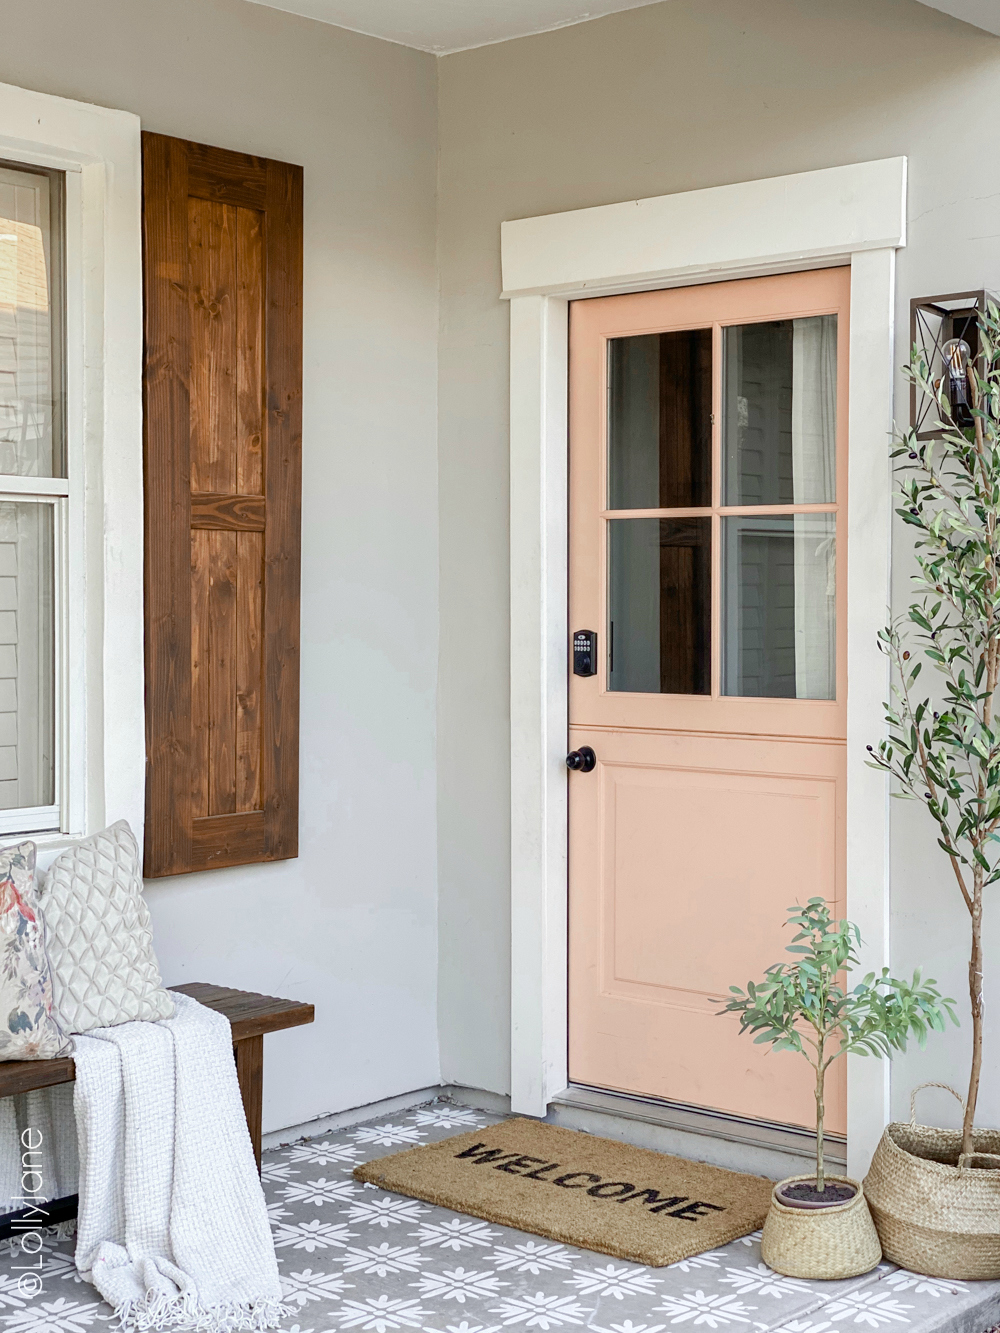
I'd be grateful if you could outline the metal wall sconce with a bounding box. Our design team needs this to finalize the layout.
[910,290,987,437]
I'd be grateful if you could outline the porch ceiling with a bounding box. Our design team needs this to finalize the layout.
[243,0,668,54]
[245,0,1000,51]
[916,0,1000,35]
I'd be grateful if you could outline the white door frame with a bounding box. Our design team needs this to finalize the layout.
[502,157,906,1179]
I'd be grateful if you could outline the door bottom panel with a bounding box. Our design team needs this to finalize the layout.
[567,727,846,1134]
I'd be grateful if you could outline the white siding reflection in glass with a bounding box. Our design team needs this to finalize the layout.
[722,513,835,700]
[723,315,836,506]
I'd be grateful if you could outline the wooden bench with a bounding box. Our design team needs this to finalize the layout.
[0,983,314,1171]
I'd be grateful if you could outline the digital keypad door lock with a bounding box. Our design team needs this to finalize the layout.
[573,629,597,677]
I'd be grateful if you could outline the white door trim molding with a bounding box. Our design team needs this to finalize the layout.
[503,157,905,1178]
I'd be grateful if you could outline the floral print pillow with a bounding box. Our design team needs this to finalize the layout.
[0,842,71,1059]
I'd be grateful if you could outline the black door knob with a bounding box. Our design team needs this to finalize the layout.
[566,746,597,773]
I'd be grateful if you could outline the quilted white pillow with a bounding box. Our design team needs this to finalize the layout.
[40,820,174,1034]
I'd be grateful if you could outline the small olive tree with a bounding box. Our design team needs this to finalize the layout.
[869,302,1000,1157]
[722,899,956,1190]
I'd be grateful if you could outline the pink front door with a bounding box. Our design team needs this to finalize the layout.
[567,268,849,1134]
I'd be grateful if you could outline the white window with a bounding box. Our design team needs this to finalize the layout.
[0,81,144,853]
[0,161,64,834]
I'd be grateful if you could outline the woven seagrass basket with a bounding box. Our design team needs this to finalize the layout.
[760,1174,882,1280]
[863,1083,1000,1280]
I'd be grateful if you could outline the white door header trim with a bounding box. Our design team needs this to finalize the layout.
[500,157,907,299]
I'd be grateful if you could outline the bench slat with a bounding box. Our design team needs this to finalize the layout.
[171,983,315,1041]
[0,983,314,1099]
[0,1058,76,1099]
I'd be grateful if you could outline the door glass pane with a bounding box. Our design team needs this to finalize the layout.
[722,513,835,699]
[0,164,64,478]
[608,329,711,509]
[608,517,711,694]
[0,502,54,809]
[722,315,836,505]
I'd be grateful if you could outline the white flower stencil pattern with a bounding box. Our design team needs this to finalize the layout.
[0,1103,993,1333]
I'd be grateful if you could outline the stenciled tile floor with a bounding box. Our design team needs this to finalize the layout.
[3,1101,1000,1333]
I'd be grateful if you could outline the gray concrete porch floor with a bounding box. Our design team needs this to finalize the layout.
[4,1100,999,1333]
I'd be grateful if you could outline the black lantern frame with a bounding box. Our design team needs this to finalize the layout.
[910,290,987,439]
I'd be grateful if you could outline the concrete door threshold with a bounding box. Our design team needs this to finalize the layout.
[549,1082,847,1182]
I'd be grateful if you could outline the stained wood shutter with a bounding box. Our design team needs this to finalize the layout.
[142,133,302,877]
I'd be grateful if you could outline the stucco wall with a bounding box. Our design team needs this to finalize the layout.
[435,0,1000,1124]
[0,0,441,1132]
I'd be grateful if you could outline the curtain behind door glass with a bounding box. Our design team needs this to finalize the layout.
[792,316,837,699]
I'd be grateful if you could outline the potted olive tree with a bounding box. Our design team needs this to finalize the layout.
[864,301,1000,1278]
[722,898,955,1280]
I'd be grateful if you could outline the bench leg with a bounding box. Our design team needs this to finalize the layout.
[234,1035,264,1174]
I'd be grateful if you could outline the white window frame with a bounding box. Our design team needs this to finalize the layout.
[0,81,144,856]
[501,157,906,1179]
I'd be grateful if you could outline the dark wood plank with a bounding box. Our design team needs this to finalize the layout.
[191,529,211,819]
[658,328,712,508]
[169,983,315,1040]
[0,1057,75,1098]
[191,493,266,531]
[189,197,236,496]
[191,810,267,869]
[208,530,238,814]
[0,986,314,1100]
[235,1034,264,1172]
[236,531,263,812]
[236,207,264,496]
[261,158,303,864]
[143,131,194,878]
[187,141,268,210]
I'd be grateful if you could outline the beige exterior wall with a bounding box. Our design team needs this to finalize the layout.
[0,0,441,1132]
[435,0,1000,1123]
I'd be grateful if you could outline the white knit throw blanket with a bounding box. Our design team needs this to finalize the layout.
[72,992,287,1333]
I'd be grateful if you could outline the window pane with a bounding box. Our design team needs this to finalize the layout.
[722,513,835,699]
[0,164,64,478]
[0,502,54,809]
[608,517,711,694]
[722,316,836,505]
[608,329,711,509]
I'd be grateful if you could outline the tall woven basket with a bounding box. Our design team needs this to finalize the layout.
[863,1084,1000,1280]
[761,1175,882,1280]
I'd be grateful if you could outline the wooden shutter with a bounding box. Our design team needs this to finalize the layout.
[142,133,302,877]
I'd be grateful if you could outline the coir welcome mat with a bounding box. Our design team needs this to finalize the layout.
[354,1118,773,1267]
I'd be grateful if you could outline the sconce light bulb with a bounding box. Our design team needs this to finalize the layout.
[943,337,970,377]
[942,337,973,427]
